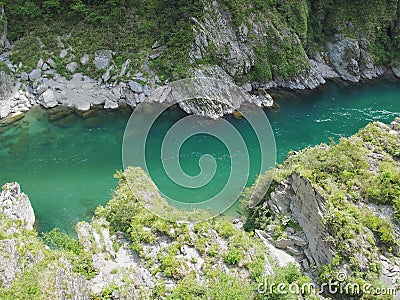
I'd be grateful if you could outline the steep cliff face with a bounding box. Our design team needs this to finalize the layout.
[0,183,91,298]
[267,173,335,268]
[190,0,400,89]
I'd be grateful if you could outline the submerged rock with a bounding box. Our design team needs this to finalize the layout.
[1,111,24,124]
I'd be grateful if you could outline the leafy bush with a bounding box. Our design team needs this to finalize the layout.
[223,248,242,265]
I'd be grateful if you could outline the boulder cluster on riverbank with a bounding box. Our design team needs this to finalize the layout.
[0,0,400,123]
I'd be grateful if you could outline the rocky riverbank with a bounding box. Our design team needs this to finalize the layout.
[1,0,400,122]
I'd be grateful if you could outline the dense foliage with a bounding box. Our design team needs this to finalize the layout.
[2,0,399,81]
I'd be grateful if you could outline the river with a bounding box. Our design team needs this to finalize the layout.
[0,77,399,233]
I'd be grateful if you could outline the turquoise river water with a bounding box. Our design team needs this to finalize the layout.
[0,77,399,233]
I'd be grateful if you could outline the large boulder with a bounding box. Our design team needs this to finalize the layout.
[28,69,41,81]
[39,89,58,108]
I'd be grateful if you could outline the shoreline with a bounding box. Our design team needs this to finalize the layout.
[0,50,399,125]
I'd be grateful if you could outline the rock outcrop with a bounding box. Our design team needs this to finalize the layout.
[327,36,385,82]
[0,182,35,229]
[0,70,18,118]
[267,173,335,268]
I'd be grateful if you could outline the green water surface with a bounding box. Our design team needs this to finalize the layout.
[0,78,399,233]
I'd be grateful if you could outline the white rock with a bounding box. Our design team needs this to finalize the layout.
[104,99,119,109]
[39,89,58,108]
[128,80,143,93]
[66,62,77,73]
[80,53,89,65]
[28,69,41,81]
[59,49,68,58]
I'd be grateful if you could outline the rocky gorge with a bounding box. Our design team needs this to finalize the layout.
[0,1,400,299]
[0,119,399,299]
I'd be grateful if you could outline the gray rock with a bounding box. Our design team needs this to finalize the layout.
[74,99,91,111]
[268,173,335,266]
[66,62,77,73]
[242,83,252,92]
[94,50,112,70]
[39,89,58,108]
[104,99,119,109]
[119,59,130,77]
[142,85,150,96]
[46,58,56,68]
[255,230,299,268]
[80,53,89,65]
[111,86,122,98]
[288,235,308,247]
[0,182,35,229]
[190,2,255,77]
[41,63,50,71]
[285,227,295,234]
[275,238,294,249]
[36,58,44,69]
[327,37,361,82]
[302,258,310,271]
[390,118,400,131]
[35,84,48,95]
[101,67,112,83]
[391,266,400,273]
[128,80,143,93]
[286,246,302,256]
[1,111,24,124]
[392,65,400,78]
[28,69,41,81]
[59,48,68,58]
[20,72,29,81]
[150,46,166,59]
